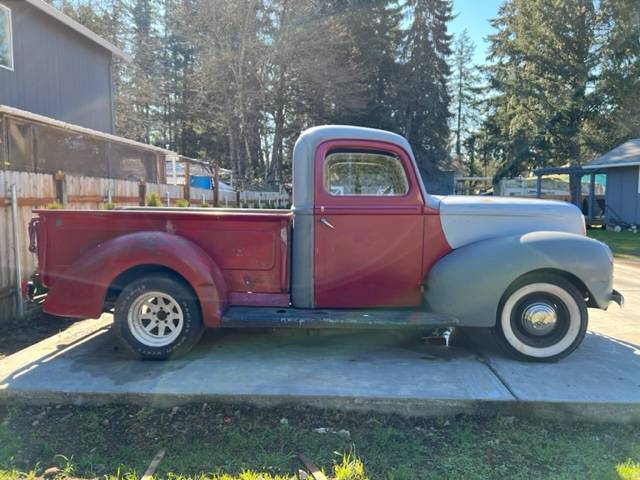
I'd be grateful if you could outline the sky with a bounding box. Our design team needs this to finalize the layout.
[450,0,504,65]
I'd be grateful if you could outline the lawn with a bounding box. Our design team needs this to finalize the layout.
[1,404,640,480]
[588,229,640,260]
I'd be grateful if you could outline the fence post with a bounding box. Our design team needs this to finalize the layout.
[236,190,241,208]
[139,179,146,206]
[213,164,219,207]
[54,171,66,206]
[10,184,25,318]
[588,172,596,223]
[184,159,191,201]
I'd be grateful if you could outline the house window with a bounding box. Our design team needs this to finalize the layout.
[0,3,13,71]
[324,150,409,196]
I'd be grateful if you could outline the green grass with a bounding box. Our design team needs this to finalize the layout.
[588,229,640,260]
[1,404,640,479]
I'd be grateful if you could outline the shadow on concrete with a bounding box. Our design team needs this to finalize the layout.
[0,322,112,385]
[0,322,513,413]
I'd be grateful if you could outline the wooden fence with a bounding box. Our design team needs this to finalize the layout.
[0,170,289,321]
[0,171,52,319]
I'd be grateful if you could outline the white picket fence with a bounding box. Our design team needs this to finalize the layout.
[144,183,182,206]
[189,187,289,208]
[190,187,215,204]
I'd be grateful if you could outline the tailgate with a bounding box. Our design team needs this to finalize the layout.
[29,213,49,286]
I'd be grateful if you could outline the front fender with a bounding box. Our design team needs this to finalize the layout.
[44,232,228,327]
[424,231,614,327]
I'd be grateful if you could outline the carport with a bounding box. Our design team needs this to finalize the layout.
[584,139,640,228]
[532,165,606,226]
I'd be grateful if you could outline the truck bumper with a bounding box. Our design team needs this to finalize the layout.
[610,289,624,308]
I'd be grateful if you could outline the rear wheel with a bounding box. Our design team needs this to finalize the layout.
[114,274,204,359]
[494,273,588,362]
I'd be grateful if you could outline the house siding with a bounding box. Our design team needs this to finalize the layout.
[0,0,113,133]
[605,166,640,225]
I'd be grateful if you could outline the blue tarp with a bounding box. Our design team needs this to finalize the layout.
[190,175,213,189]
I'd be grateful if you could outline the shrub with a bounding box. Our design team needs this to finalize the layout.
[175,199,190,208]
[102,202,116,210]
[45,201,63,209]
[146,192,163,207]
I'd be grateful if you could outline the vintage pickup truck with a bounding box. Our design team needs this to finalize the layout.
[29,126,623,361]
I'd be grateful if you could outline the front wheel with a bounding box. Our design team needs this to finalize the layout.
[494,273,588,362]
[114,274,204,359]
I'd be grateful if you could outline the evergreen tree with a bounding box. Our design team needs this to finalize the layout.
[399,0,453,173]
[336,0,403,131]
[123,0,163,143]
[483,0,598,186]
[594,0,640,148]
[52,0,456,186]
[450,29,480,161]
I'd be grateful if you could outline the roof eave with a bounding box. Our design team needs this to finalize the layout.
[24,0,132,63]
[584,162,640,169]
[0,104,172,154]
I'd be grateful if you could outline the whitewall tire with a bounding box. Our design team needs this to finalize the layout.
[494,273,588,362]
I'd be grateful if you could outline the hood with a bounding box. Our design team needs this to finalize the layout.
[436,196,586,249]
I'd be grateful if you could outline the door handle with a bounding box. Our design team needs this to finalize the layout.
[320,218,335,229]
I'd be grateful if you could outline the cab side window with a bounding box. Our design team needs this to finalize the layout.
[324,151,409,196]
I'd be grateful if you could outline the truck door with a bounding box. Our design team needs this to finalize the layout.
[313,140,425,308]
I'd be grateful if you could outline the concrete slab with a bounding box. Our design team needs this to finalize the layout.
[0,259,638,421]
[471,258,640,421]
[590,259,640,343]
[473,329,640,402]
[0,316,512,416]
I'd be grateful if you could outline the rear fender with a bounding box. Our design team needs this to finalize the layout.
[44,232,228,327]
[424,231,614,327]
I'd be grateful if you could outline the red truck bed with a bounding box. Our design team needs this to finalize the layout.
[33,208,292,311]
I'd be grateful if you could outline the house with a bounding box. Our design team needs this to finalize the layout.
[0,104,171,181]
[585,139,640,226]
[0,2,168,182]
[0,0,131,134]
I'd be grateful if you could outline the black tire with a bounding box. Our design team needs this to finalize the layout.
[114,274,204,359]
[493,273,588,362]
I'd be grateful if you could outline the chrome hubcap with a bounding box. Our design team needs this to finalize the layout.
[521,302,557,336]
[127,291,184,347]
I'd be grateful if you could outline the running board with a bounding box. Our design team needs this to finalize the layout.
[221,307,459,329]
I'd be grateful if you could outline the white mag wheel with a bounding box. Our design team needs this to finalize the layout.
[127,291,185,347]
[115,274,204,359]
[496,276,588,361]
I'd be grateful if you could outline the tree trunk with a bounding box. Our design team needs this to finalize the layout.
[456,75,463,157]
[235,0,258,179]
[569,161,582,208]
[269,64,287,183]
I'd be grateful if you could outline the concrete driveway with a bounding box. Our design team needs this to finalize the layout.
[0,260,638,421]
